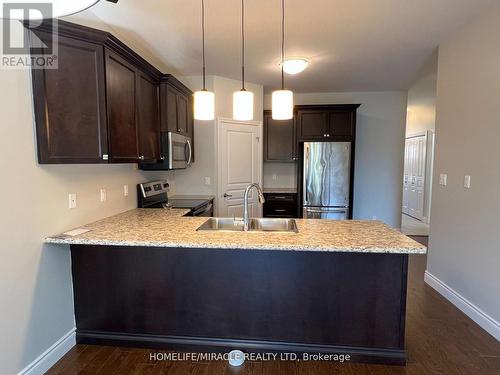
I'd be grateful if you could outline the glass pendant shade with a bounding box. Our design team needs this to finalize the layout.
[233,90,254,121]
[194,90,215,121]
[2,0,100,19]
[272,89,293,120]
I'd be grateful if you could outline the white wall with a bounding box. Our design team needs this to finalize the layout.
[426,3,500,340]
[406,52,438,136]
[0,18,174,375]
[175,76,264,200]
[264,92,408,227]
[404,52,438,222]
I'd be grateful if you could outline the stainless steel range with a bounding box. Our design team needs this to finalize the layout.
[137,180,213,217]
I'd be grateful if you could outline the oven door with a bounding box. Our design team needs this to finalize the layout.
[167,132,192,169]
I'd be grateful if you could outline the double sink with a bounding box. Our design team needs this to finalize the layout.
[197,217,298,233]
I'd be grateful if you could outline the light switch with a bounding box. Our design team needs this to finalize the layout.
[68,193,77,209]
[123,185,129,196]
[204,177,211,185]
[100,188,107,202]
[439,174,447,186]
[464,175,471,189]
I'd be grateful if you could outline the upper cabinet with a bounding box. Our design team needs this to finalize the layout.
[31,33,108,164]
[296,105,359,141]
[137,73,161,163]
[263,110,296,162]
[160,76,193,137]
[105,50,140,163]
[27,20,187,165]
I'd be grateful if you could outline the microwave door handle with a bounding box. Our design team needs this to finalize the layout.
[185,140,193,166]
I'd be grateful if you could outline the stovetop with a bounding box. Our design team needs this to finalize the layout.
[169,198,212,210]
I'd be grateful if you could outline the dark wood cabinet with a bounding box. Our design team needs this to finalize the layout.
[137,72,160,162]
[105,51,139,163]
[263,193,298,218]
[31,33,108,163]
[296,105,358,141]
[28,20,190,165]
[160,75,194,161]
[160,76,192,136]
[297,110,328,140]
[263,110,296,162]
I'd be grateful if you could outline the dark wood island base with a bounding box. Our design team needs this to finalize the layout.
[71,245,409,365]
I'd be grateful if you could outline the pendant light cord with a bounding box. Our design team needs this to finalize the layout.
[281,0,285,90]
[241,0,245,90]
[202,0,206,90]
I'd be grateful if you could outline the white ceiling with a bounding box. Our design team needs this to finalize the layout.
[77,0,495,92]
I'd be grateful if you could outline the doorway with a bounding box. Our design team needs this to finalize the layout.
[216,118,263,217]
[401,131,434,236]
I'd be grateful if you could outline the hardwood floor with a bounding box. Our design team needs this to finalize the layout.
[47,237,500,375]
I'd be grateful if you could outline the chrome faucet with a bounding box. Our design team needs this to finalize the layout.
[242,183,266,231]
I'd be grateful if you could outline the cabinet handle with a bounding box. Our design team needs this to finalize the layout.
[160,156,165,161]
[102,154,109,161]
[274,196,287,199]
[223,193,233,198]
[327,134,331,137]
[139,155,145,161]
[178,128,182,133]
[274,209,287,212]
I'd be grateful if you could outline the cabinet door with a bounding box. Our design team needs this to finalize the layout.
[264,111,295,162]
[162,85,179,133]
[137,73,160,162]
[105,51,139,162]
[176,94,189,135]
[31,34,108,163]
[329,111,354,139]
[297,110,328,140]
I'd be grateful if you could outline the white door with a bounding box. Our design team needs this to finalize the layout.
[402,134,426,221]
[217,118,263,218]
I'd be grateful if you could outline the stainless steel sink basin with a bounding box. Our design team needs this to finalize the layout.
[197,217,298,233]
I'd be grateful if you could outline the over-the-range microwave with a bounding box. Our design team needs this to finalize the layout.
[140,132,192,170]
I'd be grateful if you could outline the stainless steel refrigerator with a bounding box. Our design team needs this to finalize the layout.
[303,142,352,220]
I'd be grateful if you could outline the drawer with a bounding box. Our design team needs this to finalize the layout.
[263,203,297,218]
[264,193,297,203]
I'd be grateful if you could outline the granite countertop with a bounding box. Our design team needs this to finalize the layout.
[45,209,426,254]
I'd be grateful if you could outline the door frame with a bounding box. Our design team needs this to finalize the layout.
[215,117,263,217]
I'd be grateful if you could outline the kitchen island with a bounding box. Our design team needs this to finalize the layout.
[46,209,426,365]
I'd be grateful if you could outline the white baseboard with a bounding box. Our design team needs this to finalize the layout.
[18,328,76,375]
[424,271,500,341]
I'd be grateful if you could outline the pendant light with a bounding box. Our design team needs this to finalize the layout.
[272,0,293,120]
[233,0,254,121]
[194,0,215,121]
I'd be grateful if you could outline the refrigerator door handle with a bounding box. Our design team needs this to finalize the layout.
[303,144,310,205]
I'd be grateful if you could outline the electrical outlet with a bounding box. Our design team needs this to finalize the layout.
[464,175,471,189]
[100,188,107,202]
[123,185,129,196]
[439,174,447,186]
[68,193,77,209]
[204,177,211,185]
[272,174,278,181]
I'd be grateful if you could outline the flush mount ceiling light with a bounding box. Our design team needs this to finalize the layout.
[280,58,309,75]
[233,0,254,121]
[0,0,117,20]
[272,0,294,120]
[194,0,215,121]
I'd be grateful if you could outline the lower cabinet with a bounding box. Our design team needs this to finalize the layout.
[263,193,298,218]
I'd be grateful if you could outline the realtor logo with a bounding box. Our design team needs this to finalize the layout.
[1,2,58,69]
